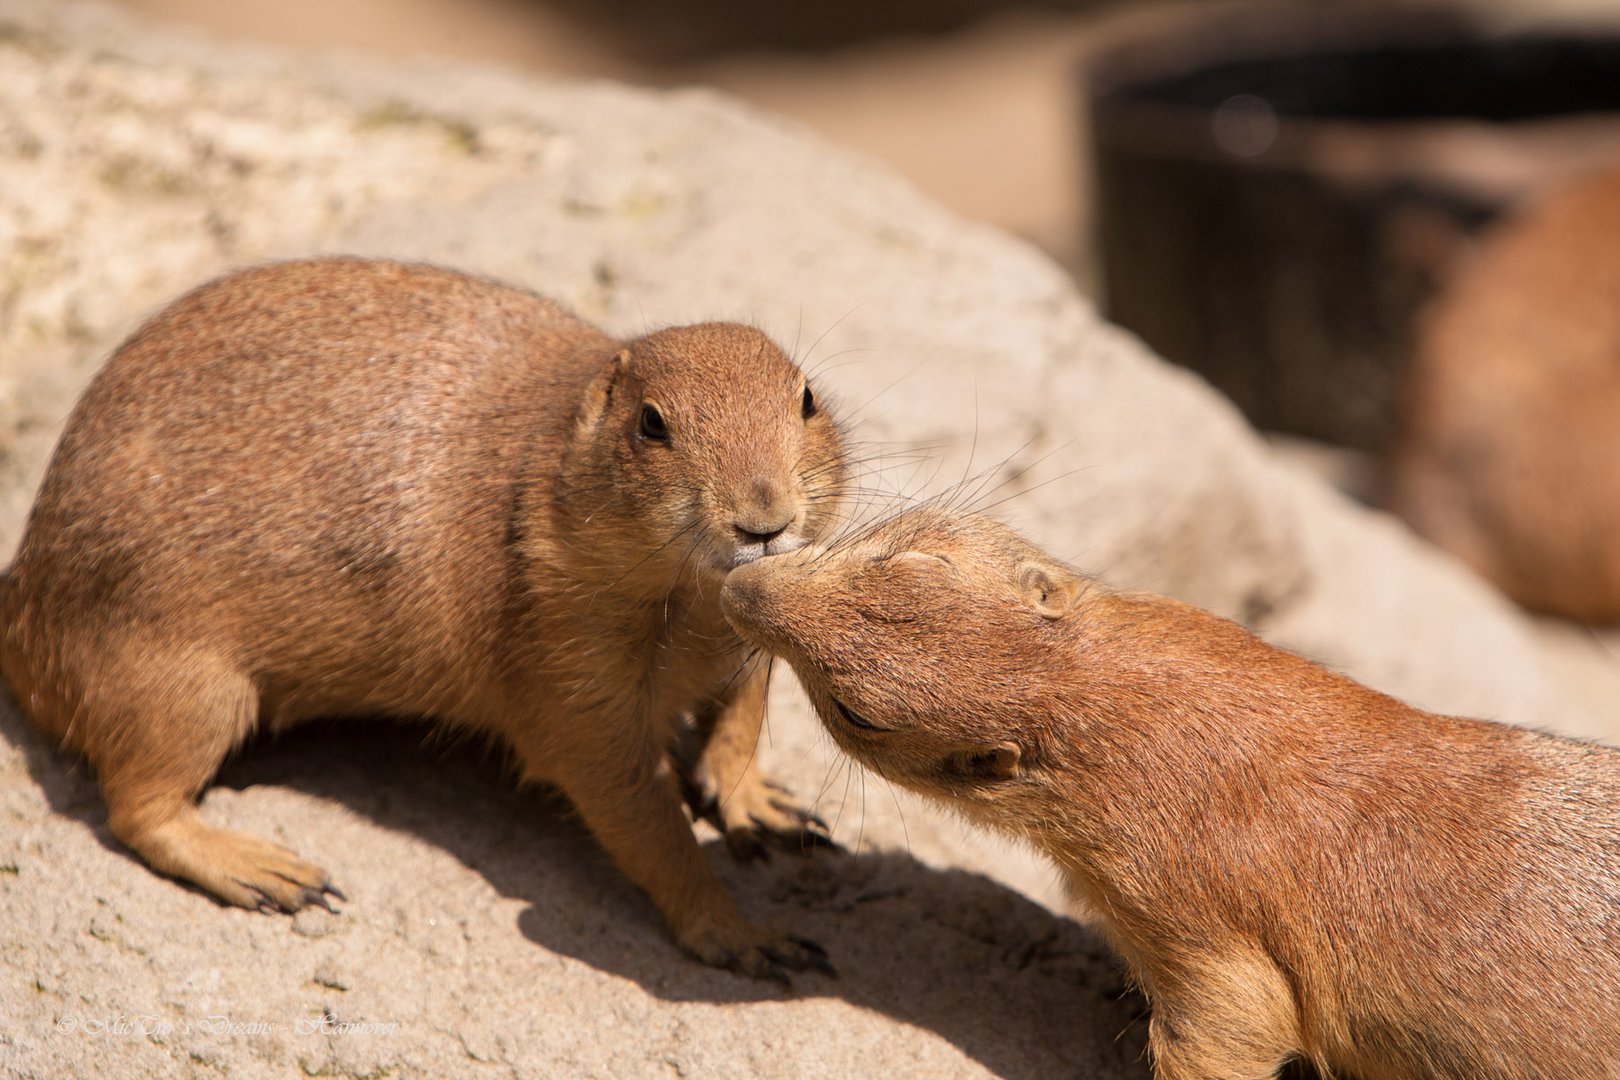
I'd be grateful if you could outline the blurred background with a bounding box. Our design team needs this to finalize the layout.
[102,0,1618,275]
[83,0,1620,624]
[112,0,1135,279]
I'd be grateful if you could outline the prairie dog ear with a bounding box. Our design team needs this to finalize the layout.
[1017,560,1082,620]
[574,349,632,438]
[947,741,1023,782]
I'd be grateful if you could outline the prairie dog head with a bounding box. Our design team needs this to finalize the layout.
[721,507,1087,826]
[565,322,846,582]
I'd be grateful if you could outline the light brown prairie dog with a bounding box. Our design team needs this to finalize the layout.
[1390,164,1620,620]
[1,257,846,980]
[722,508,1620,1078]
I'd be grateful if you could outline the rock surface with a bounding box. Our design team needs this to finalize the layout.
[1,3,1613,1078]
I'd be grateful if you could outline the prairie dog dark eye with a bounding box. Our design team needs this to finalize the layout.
[834,698,884,732]
[639,403,669,441]
[801,385,817,420]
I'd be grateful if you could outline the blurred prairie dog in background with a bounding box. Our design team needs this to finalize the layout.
[1391,164,1620,620]
[723,508,1620,1078]
[2,258,846,981]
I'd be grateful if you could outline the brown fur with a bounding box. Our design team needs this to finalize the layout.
[1390,165,1620,620]
[722,508,1620,1077]
[1,257,847,979]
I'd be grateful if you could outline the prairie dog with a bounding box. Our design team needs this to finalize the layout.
[1391,165,1620,620]
[2,257,846,980]
[721,508,1620,1076]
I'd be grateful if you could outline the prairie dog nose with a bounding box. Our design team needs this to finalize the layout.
[733,477,796,545]
[734,519,790,546]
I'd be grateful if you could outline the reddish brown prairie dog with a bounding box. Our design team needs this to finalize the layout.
[1,257,845,980]
[1390,165,1620,620]
[722,508,1620,1078]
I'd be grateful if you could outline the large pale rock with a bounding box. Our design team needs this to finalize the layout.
[0,2,1605,1078]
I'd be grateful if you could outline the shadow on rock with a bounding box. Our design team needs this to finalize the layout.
[5,706,1152,1078]
[3,695,107,832]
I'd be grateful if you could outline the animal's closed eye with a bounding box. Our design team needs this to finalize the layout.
[887,551,951,569]
[834,698,887,732]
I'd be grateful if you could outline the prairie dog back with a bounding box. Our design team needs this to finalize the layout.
[11,260,602,701]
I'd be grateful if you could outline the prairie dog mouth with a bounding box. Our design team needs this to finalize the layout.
[727,532,809,569]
